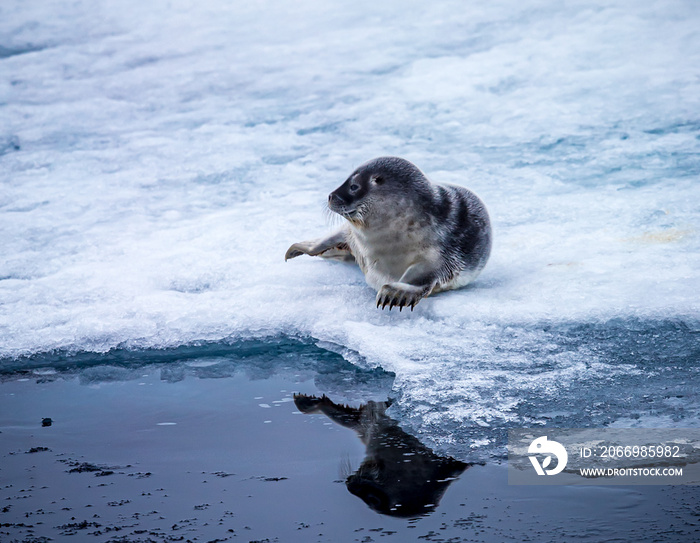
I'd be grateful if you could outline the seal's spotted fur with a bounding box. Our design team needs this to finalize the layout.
[286,157,492,310]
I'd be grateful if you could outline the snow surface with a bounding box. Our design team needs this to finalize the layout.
[1,0,699,437]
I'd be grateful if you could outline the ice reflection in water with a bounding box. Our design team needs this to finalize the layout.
[295,394,470,517]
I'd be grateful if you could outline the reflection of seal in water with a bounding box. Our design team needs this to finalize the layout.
[294,394,469,517]
[285,157,492,310]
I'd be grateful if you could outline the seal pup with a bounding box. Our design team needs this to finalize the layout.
[294,394,469,517]
[285,157,491,310]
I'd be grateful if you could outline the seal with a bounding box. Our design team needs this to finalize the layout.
[285,157,492,310]
[293,394,469,517]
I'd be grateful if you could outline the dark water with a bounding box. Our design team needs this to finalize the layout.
[1,340,699,542]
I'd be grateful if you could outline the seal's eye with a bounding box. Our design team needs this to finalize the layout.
[350,183,360,192]
[373,175,384,185]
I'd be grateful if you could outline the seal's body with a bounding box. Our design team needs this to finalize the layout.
[285,157,491,310]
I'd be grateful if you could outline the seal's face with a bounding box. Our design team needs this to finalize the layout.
[328,169,386,222]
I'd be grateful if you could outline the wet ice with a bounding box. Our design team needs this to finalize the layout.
[1,0,699,443]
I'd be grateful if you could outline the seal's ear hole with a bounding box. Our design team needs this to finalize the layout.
[373,175,384,185]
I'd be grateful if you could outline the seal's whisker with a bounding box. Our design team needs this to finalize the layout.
[323,205,341,227]
[339,455,355,479]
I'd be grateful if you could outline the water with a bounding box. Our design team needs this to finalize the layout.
[1,0,699,537]
[1,349,698,542]
[2,326,697,460]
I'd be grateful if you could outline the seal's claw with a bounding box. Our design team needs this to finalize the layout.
[377,282,428,312]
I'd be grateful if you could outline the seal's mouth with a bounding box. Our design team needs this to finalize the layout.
[328,199,358,219]
[328,191,366,225]
[332,206,358,219]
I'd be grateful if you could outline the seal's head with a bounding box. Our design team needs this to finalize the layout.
[328,157,429,225]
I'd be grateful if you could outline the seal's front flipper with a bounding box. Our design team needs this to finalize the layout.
[376,283,430,311]
[376,262,439,310]
[285,229,353,261]
[285,240,321,260]
[293,394,362,429]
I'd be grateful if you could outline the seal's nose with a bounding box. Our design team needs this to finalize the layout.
[329,192,346,206]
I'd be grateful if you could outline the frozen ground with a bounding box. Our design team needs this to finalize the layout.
[1,0,699,448]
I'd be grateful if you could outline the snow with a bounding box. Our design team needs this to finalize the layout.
[1,0,699,436]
